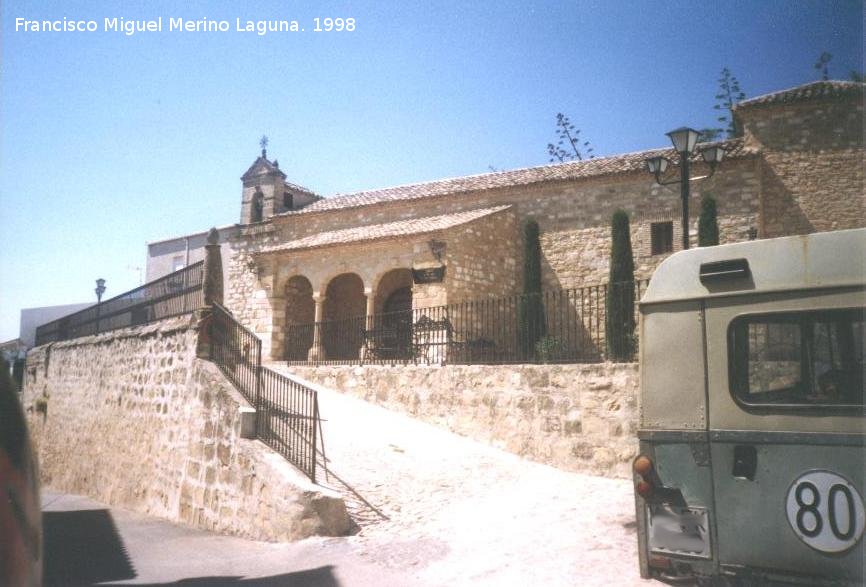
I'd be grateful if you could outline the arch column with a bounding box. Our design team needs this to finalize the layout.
[361,288,375,360]
[307,293,326,361]
[364,288,375,328]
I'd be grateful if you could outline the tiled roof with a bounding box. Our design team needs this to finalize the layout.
[258,205,512,254]
[284,179,317,197]
[736,80,864,109]
[286,137,754,216]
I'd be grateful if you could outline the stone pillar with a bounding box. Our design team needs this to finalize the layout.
[197,228,223,359]
[202,227,223,307]
[307,294,326,362]
[364,288,375,328]
[361,288,375,360]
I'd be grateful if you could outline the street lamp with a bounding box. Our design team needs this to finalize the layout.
[94,278,106,335]
[645,127,725,250]
[95,278,106,303]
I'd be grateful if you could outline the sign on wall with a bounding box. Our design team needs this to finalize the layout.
[412,266,446,284]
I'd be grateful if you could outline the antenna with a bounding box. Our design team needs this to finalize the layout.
[127,265,143,285]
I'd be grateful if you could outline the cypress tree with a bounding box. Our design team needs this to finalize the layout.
[698,195,720,247]
[518,219,546,358]
[606,210,636,361]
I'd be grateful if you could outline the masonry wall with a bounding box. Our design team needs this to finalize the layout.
[740,96,865,238]
[288,363,640,478]
[444,209,520,304]
[23,317,351,542]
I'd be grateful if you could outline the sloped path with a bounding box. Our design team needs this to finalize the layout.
[271,365,650,587]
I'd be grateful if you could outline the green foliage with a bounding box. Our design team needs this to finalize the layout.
[697,128,722,143]
[814,52,832,81]
[702,67,746,140]
[535,336,569,363]
[608,210,634,284]
[523,219,542,295]
[713,67,746,139]
[519,219,546,357]
[606,210,636,361]
[698,195,720,247]
[547,113,594,162]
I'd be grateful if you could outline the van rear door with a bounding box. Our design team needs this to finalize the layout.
[704,289,865,583]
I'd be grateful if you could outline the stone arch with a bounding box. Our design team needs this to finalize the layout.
[283,275,315,360]
[372,268,414,359]
[373,268,414,315]
[323,272,366,359]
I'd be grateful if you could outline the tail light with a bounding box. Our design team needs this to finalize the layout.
[634,455,655,498]
[633,455,653,476]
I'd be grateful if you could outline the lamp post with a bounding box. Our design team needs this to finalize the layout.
[95,278,106,334]
[645,127,726,250]
[95,278,106,303]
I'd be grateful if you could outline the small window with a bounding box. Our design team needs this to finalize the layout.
[283,191,293,210]
[651,222,673,255]
[728,308,865,409]
[251,190,264,223]
[172,256,185,272]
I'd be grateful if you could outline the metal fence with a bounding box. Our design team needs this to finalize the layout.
[284,279,649,366]
[209,303,262,405]
[209,303,321,483]
[258,368,320,483]
[34,261,204,346]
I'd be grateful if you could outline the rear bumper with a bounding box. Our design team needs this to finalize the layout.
[649,564,862,586]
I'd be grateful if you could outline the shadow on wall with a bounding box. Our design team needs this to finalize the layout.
[760,159,815,238]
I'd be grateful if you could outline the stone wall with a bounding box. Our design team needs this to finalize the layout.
[740,96,865,237]
[444,207,520,304]
[288,363,640,478]
[22,317,351,542]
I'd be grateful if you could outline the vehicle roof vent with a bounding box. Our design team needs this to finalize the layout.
[699,258,751,284]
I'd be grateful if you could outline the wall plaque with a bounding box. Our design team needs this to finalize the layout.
[412,265,446,284]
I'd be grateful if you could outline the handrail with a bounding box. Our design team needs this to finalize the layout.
[35,261,205,346]
[208,302,320,483]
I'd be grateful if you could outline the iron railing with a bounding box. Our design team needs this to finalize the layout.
[209,303,321,483]
[34,262,204,346]
[284,279,649,365]
[209,303,262,405]
[257,368,320,482]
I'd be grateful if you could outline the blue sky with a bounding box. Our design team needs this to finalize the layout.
[1,0,863,341]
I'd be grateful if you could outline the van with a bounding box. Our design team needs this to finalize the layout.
[633,228,865,585]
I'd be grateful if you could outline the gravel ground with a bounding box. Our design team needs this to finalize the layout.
[286,368,652,587]
[42,370,651,586]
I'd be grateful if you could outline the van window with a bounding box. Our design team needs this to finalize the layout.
[729,308,865,408]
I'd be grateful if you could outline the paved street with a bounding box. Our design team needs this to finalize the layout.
[43,372,649,586]
[42,491,415,586]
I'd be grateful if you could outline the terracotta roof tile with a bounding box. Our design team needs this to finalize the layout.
[287,138,754,216]
[258,205,512,254]
[736,80,864,109]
